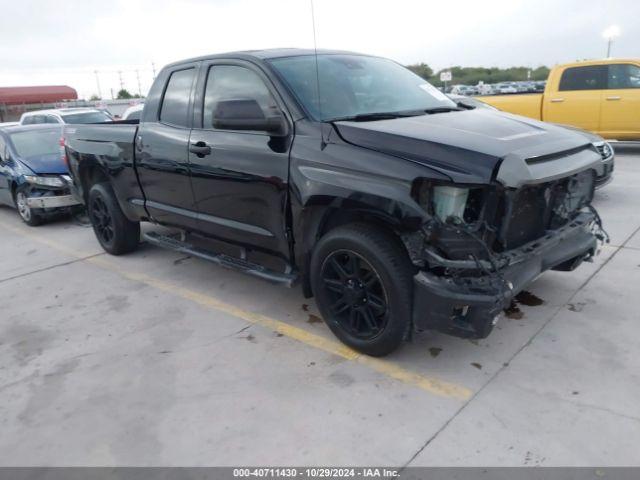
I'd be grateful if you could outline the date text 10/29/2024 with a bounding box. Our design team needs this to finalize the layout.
[233,468,400,478]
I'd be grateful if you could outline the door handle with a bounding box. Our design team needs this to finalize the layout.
[135,135,143,151]
[189,141,212,157]
[606,96,621,101]
[550,98,564,103]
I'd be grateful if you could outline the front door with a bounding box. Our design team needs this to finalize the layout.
[188,61,292,258]
[543,64,606,133]
[136,64,199,229]
[599,63,640,140]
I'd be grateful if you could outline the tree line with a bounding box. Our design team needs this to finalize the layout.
[89,89,144,101]
[406,63,550,86]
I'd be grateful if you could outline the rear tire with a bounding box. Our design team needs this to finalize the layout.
[88,182,140,255]
[310,223,414,356]
[14,187,43,227]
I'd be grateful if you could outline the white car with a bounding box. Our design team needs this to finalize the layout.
[494,83,518,94]
[20,108,112,125]
[121,104,144,121]
[476,83,496,95]
[450,85,476,96]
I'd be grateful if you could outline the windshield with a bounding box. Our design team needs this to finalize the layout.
[10,129,60,158]
[268,54,456,121]
[61,111,112,124]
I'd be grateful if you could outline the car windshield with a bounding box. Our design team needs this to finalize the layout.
[268,54,457,121]
[10,129,60,158]
[60,111,112,124]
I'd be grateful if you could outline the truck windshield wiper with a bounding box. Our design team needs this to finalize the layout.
[327,110,426,122]
[422,106,463,114]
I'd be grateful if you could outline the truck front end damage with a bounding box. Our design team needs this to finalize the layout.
[405,144,607,339]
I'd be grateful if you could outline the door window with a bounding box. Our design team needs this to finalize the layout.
[203,65,278,130]
[159,68,196,127]
[607,64,640,89]
[25,115,46,124]
[558,66,607,91]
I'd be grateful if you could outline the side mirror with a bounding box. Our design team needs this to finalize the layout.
[212,99,286,135]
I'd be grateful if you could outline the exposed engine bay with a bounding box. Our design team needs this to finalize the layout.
[405,149,608,339]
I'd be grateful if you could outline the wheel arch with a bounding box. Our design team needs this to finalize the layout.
[11,176,33,201]
[293,194,423,298]
[77,159,109,203]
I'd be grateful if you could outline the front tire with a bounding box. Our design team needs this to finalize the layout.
[88,182,140,255]
[14,187,43,226]
[310,223,415,356]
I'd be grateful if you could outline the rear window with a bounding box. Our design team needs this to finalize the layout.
[160,68,196,127]
[61,111,112,124]
[608,64,640,89]
[9,129,60,158]
[559,66,607,91]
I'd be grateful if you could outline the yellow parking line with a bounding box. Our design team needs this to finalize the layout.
[2,220,472,400]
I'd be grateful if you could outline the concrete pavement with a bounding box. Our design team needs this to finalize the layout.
[0,149,638,466]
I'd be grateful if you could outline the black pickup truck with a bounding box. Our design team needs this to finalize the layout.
[65,49,606,356]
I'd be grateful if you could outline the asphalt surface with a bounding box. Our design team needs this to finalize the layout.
[0,146,639,466]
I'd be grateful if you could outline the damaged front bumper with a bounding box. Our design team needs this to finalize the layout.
[26,194,80,209]
[412,211,599,339]
[21,174,82,211]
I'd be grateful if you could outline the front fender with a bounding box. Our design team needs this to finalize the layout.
[289,140,449,295]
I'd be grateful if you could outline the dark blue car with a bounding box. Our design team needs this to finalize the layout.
[0,124,81,225]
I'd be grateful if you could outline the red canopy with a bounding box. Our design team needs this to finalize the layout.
[0,85,78,105]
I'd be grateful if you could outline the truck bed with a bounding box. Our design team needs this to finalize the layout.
[65,122,138,154]
[65,122,143,221]
[478,93,543,120]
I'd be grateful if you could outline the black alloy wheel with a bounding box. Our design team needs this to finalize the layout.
[320,250,388,340]
[90,195,114,245]
[87,182,140,255]
[310,223,414,356]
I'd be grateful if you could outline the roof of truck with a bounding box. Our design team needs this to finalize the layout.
[165,48,368,68]
[558,58,640,68]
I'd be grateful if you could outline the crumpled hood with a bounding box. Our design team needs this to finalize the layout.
[18,153,68,175]
[334,109,594,184]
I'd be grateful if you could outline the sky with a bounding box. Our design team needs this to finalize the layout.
[0,0,637,99]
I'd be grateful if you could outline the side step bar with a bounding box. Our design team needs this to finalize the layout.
[143,231,298,287]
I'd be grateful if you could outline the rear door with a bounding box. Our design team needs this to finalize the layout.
[599,63,640,139]
[187,60,292,258]
[136,64,199,229]
[543,65,606,132]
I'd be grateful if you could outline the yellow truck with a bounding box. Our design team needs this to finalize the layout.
[481,59,640,140]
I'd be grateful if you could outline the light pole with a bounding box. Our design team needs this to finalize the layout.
[602,25,621,58]
[136,70,142,97]
[94,70,102,99]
